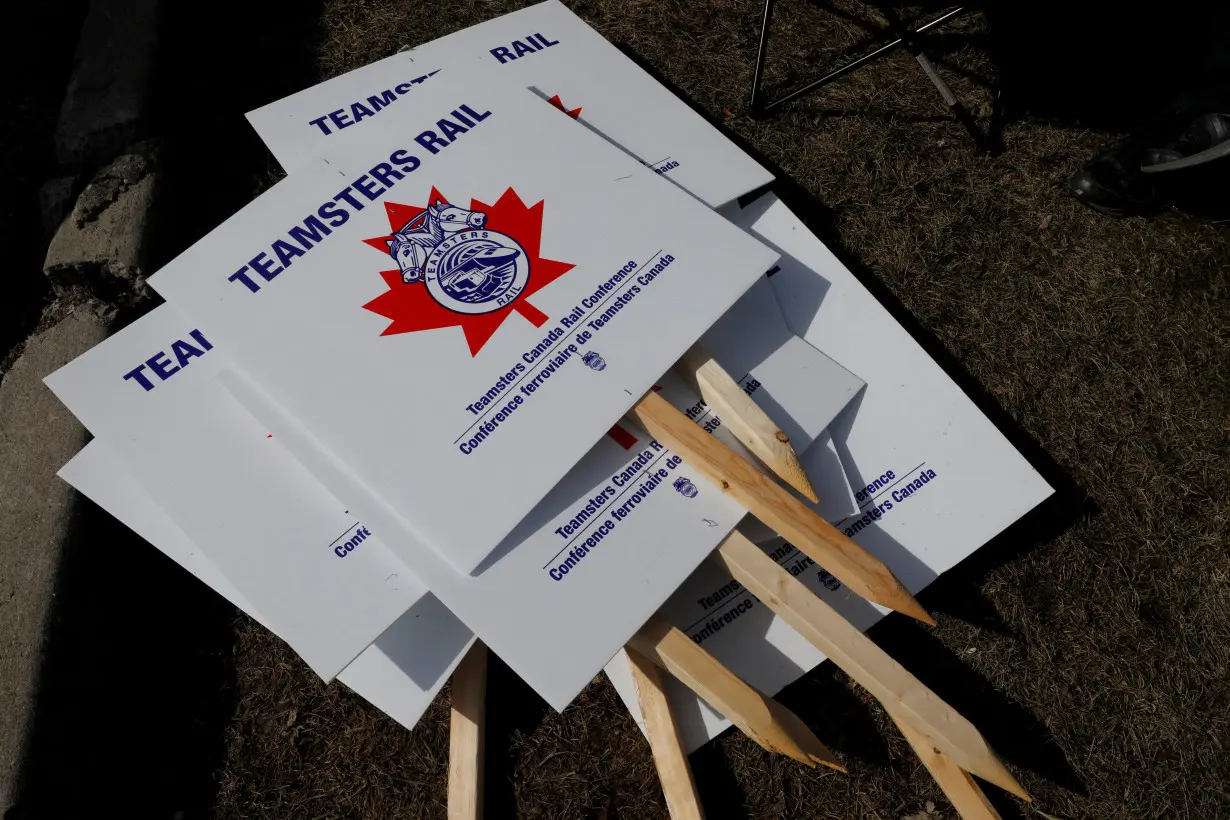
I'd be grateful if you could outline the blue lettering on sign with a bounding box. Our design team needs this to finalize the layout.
[328,108,353,131]
[302,34,562,137]
[489,32,561,65]
[414,105,492,154]
[306,71,438,136]
[855,470,896,502]
[841,464,939,537]
[122,329,213,391]
[228,102,495,295]
[891,468,938,503]
[548,519,615,580]
[332,524,373,558]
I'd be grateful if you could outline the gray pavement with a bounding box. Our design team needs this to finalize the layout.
[0,308,108,806]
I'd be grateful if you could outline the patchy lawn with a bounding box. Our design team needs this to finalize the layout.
[185,2,1229,818]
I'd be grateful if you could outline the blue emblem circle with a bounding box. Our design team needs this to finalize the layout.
[424,230,529,315]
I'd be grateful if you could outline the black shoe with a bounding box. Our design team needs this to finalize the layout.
[1142,112,1230,173]
[1068,137,1157,217]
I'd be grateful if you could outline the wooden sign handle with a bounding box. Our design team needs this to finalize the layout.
[632,390,932,624]
[624,648,707,820]
[712,531,1028,801]
[448,641,488,820]
[676,343,819,502]
[628,614,843,771]
[890,711,1004,820]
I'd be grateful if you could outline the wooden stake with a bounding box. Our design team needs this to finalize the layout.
[448,641,487,820]
[625,647,707,820]
[890,711,1004,820]
[631,390,933,624]
[676,343,819,502]
[628,613,844,772]
[711,531,1028,800]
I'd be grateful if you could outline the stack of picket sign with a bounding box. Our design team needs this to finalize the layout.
[44,2,1054,818]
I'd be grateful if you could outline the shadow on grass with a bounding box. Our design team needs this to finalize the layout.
[763,173,1093,798]
[985,1,1221,133]
[753,149,1096,630]
[773,662,895,768]
[617,41,1093,799]
[691,743,753,820]
[751,0,1217,134]
[748,0,1007,153]
[873,618,1088,794]
[483,652,550,818]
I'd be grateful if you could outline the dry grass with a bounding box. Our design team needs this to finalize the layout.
[195,2,1230,818]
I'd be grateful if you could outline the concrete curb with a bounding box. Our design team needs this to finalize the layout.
[44,144,159,302]
[3,0,163,809]
[0,307,110,806]
[54,0,159,170]
[41,0,161,307]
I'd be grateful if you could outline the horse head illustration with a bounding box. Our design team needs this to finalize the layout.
[387,199,488,283]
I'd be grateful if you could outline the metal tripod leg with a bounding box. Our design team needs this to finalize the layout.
[747,2,986,152]
[882,6,988,153]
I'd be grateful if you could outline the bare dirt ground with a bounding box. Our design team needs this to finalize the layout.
[30,1,1228,818]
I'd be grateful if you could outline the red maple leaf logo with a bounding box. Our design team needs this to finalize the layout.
[361,187,575,356]
[547,94,582,119]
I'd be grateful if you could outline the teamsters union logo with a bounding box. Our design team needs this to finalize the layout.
[673,477,698,499]
[388,200,528,314]
[363,187,575,355]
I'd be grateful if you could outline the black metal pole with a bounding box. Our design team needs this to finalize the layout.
[882,5,987,153]
[749,0,778,114]
[758,6,967,114]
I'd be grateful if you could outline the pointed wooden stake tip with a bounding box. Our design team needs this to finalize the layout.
[889,711,1005,819]
[675,344,820,503]
[976,750,1032,802]
[899,597,938,627]
[623,649,706,820]
[759,441,821,504]
[762,697,846,772]
[712,531,1027,800]
[927,721,1031,802]
[628,614,844,773]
